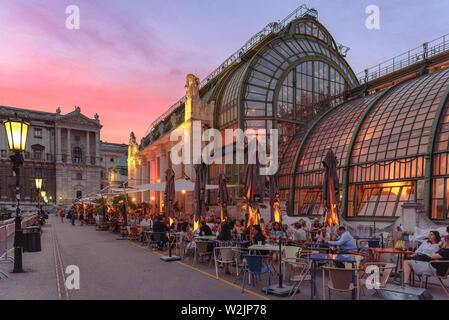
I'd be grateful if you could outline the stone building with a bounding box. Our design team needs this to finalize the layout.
[128,6,449,225]
[0,105,125,210]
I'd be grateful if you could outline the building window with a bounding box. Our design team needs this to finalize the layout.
[76,191,82,199]
[1,150,6,157]
[34,128,42,138]
[100,184,104,190]
[100,171,104,178]
[110,158,114,162]
[76,173,82,180]
[33,149,42,160]
[35,168,42,178]
[75,135,80,142]
[46,153,52,161]
[25,152,30,159]
[73,147,83,163]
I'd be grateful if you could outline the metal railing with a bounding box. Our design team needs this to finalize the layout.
[357,33,449,84]
[143,4,318,138]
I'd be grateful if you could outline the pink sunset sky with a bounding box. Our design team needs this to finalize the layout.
[0,0,447,144]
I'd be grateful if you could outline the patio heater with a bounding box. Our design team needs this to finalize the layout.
[161,168,180,262]
[2,114,29,273]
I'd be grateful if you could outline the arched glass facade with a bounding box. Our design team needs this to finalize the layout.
[209,17,359,206]
[279,66,449,221]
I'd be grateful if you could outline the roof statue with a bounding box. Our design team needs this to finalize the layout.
[94,113,99,121]
[128,132,139,157]
[56,107,61,114]
[184,74,200,101]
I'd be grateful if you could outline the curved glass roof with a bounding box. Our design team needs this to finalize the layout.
[217,60,250,127]
[298,92,381,174]
[241,36,357,120]
[351,67,449,165]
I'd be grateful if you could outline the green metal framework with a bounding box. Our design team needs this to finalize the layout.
[281,66,449,221]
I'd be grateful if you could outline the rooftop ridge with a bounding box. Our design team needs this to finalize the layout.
[357,32,449,84]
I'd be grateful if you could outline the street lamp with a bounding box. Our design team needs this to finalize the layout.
[2,114,29,273]
[35,178,42,218]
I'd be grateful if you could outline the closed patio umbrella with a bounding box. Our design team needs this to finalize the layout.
[269,171,281,224]
[218,173,229,221]
[164,167,176,219]
[194,162,207,231]
[161,167,180,261]
[322,149,340,240]
[244,154,263,230]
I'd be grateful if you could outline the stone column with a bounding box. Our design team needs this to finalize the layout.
[95,131,100,165]
[67,128,71,163]
[56,127,61,163]
[86,131,90,165]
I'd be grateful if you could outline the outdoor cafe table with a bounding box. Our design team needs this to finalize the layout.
[310,253,357,300]
[248,244,284,253]
[368,248,415,282]
[194,235,217,241]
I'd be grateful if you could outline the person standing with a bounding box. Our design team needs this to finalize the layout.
[71,209,76,226]
[59,209,65,223]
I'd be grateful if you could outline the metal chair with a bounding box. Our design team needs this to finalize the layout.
[241,255,272,295]
[150,232,164,249]
[282,246,301,281]
[358,262,396,299]
[322,266,357,300]
[195,240,212,264]
[288,251,316,299]
[427,260,449,297]
[214,247,235,279]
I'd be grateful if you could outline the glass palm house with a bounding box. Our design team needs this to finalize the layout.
[140,7,449,223]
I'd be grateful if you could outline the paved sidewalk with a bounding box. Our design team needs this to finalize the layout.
[0,221,57,300]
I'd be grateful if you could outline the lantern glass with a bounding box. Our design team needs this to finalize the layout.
[3,119,29,152]
[35,178,42,189]
[41,191,46,198]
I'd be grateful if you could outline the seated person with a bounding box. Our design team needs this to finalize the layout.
[253,225,266,245]
[310,218,322,241]
[152,216,169,249]
[316,226,331,243]
[199,221,213,236]
[404,231,442,285]
[293,222,307,241]
[325,226,357,252]
[270,222,286,239]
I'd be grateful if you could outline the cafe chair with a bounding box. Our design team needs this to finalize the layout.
[322,266,357,300]
[128,226,140,241]
[150,232,164,250]
[287,255,315,299]
[427,260,449,297]
[357,262,396,299]
[214,247,235,279]
[195,240,212,264]
[241,255,272,295]
[282,246,301,281]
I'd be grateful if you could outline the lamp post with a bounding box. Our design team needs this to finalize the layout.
[2,114,29,273]
[35,178,42,216]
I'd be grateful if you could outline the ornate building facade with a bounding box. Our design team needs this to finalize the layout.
[0,105,126,210]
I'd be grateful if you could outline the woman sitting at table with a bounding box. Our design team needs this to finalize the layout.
[253,225,266,245]
[270,222,286,239]
[403,231,442,285]
[232,220,244,240]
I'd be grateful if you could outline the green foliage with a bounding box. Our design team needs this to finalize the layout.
[94,197,108,215]
[112,194,137,212]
